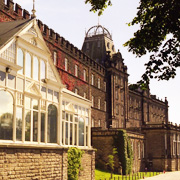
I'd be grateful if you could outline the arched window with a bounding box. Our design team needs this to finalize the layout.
[26,53,32,77]
[17,48,24,74]
[0,90,13,140]
[48,104,57,143]
[33,56,39,80]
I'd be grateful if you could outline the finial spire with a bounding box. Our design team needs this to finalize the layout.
[31,0,36,18]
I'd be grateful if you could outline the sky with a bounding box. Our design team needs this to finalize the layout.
[13,0,180,124]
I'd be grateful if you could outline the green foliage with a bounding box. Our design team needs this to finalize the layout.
[85,0,112,16]
[114,130,133,175]
[124,0,180,84]
[68,147,84,180]
[106,148,118,178]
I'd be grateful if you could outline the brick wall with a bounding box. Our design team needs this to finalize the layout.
[0,146,95,180]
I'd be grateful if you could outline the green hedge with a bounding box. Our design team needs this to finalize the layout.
[68,147,84,180]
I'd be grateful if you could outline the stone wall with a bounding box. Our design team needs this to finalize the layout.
[0,146,95,180]
[92,129,145,173]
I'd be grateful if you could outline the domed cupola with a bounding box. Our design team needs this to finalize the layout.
[82,24,116,65]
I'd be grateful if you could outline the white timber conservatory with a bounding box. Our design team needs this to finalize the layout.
[0,18,91,148]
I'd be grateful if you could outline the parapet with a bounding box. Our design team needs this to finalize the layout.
[37,19,106,75]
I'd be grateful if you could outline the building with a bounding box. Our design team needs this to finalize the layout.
[0,0,180,177]
[0,7,94,179]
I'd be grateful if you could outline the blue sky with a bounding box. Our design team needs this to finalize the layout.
[13,0,180,124]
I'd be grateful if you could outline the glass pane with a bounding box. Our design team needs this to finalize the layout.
[62,121,64,145]
[32,99,38,110]
[74,124,77,146]
[41,86,46,99]
[62,111,65,119]
[33,56,39,80]
[70,123,73,145]
[70,114,73,122]
[25,110,31,141]
[47,89,53,101]
[47,104,57,143]
[75,115,78,122]
[0,71,6,86]
[8,74,15,89]
[85,117,89,126]
[16,107,22,141]
[86,126,88,146]
[33,111,38,142]
[41,60,46,81]
[25,97,31,109]
[54,91,59,103]
[41,113,45,142]
[0,91,13,140]
[17,48,24,74]
[66,113,68,121]
[17,78,24,91]
[79,117,84,146]
[65,122,68,145]
[25,53,32,78]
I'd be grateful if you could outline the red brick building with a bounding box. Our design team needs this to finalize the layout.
[0,0,180,176]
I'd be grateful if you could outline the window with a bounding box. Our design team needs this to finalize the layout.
[83,69,86,81]
[41,60,46,81]
[53,51,57,65]
[104,101,106,111]
[116,104,119,115]
[25,53,32,77]
[75,64,78,77]
[98,98,101,109]
[115,75,118,84]
[107,42,110,49]
[115,89,118,100]
[104,82,106,92]
[62,101,90,147]
[0,90,13,140]
[177,135,180,155]
[25,97,39,142]
[92,96,94,107]
[65,58,68,71]
[91,74,94,85]
[17,48,24,74]
[98,78,100,89]
[173,134,176,155]
[48,104,57,143]
[98,120,101,127]
[138,142,141,159]
[33,56,39,80]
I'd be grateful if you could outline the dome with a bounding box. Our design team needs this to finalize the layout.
[86,25,112,40]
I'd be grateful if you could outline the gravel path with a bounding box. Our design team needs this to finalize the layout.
[140,171,180,180]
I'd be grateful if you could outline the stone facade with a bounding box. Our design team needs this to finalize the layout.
[0,146,95,180]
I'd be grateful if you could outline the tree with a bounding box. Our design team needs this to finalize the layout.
[86,0,180,87]
[106,148,118,179]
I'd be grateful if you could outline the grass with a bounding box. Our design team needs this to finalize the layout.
[95,169,161,180]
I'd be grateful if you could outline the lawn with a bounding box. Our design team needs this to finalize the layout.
[95,169,161,180]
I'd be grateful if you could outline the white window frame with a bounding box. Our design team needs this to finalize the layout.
[83,69,86,81]
[53,51,57,65]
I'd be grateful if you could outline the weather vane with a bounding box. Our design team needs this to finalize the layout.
[31,0,36,18]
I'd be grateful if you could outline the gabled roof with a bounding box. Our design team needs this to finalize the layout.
[0,19,32,48]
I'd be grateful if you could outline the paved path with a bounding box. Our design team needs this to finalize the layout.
[140,171,180,180]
